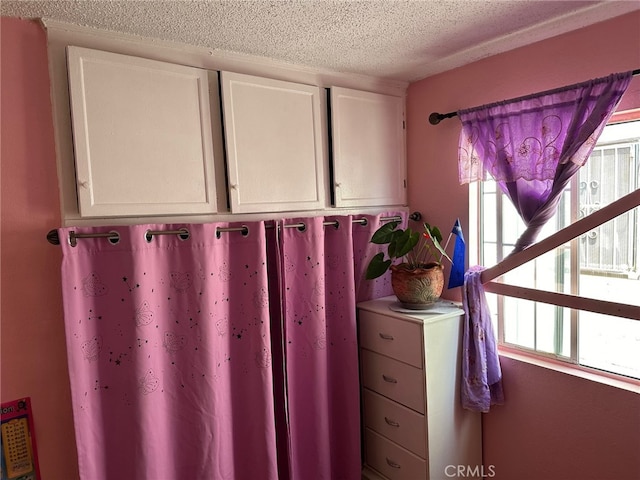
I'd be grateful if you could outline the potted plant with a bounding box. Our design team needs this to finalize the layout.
[366,221,452,309]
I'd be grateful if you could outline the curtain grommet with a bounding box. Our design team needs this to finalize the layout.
[68,232,78,247]
[107,231,120,245]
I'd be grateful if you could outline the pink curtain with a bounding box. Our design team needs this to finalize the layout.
[279,216,361,480]
[59,222,278,480]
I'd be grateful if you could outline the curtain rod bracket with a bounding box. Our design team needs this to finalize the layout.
[429,111,457,125]
[47,230,60,245]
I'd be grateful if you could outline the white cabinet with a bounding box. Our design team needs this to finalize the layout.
[330,88,406,208]
[358,296,482,480]
[66,46,225,218]
[220,72,327,213]
[62,45,405,220]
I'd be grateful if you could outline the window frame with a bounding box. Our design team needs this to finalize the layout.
[468,117,640,380]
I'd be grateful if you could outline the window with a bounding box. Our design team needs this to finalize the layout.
[474,118,640,379]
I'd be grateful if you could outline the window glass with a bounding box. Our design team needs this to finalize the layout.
[580,314,639,377]
[503,296,535,349]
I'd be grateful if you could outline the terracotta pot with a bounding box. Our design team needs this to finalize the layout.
[390,262,444,309]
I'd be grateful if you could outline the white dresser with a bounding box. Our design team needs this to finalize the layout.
[357,296,482,480]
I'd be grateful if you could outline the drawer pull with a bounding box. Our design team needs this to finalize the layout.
[382,374,398,383]
[378,332,394,340]
[384,416,400,427]
[386,458,401,469]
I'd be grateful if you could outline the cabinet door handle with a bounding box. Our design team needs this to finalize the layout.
[384,416,400,427]
[378,332,394,340]
[382,374,398,384]
[386,458,401,469]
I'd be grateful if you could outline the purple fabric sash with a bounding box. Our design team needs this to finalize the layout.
[461,266,504,412]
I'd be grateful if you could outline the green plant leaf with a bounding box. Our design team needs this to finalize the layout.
[424,223,443,242]
[365,252,392,279]
[429,225,444,243]
[424,225,452,264]
[393,228,419,258]
[370,221,399,244]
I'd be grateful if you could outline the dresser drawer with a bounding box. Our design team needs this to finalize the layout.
[363,389,427,458]
[361,349,425,413]
[359,310,423,368]
[364,428,427,480]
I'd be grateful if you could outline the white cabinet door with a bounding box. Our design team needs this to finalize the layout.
[67,46,222,217]
[221,72,327,213]
[330,87,406,207]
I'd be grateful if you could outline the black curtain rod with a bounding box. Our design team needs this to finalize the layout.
[428,68,640,125]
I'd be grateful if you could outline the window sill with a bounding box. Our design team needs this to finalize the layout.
[498,345,640,394]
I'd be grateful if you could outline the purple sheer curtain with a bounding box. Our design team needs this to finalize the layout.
[456,72,632,412]
[59,222,278,480]
[458,72,632,251]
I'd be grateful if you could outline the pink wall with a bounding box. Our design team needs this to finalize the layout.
[485,357,639,480]
[407,11,640,480]
[2,11,639,480]
[1,18,80,479]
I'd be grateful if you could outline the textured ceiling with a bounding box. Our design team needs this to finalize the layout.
[2,0,639,82]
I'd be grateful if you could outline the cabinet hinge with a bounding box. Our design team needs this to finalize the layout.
[403,120,406,130]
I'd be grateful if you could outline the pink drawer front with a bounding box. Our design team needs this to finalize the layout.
[361,349,425,414]
[364,428,427,480]
[363,389,426,458]
[359,310,423,368]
